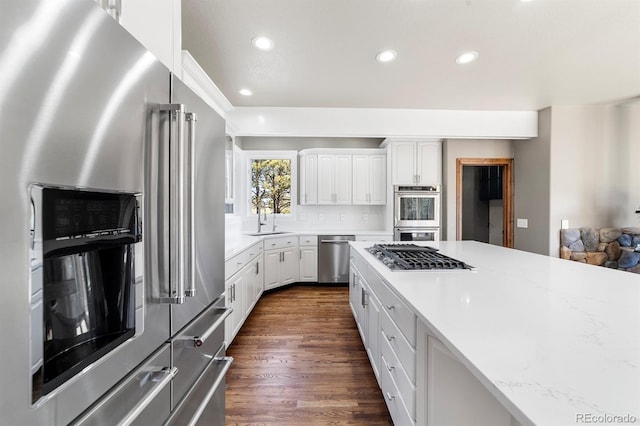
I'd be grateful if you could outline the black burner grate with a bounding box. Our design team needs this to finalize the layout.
[367,244,474,271]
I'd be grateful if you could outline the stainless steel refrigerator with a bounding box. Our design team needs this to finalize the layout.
[0,1,229,425]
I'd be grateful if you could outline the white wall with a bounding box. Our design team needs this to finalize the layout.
[607,100,640,227]
[513,108,551,255]
[513,102,640,257]
[547,105,616,254]
[442,139,514,240]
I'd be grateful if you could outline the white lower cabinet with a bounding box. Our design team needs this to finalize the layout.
[415,320,522,426]
[224,242,262,347]
[350,250,417,425]
[298,235,318,282]
[263,236,298,290]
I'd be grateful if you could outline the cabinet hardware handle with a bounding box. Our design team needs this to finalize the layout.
[386,305,395,310]
[386,392,395,401]
[299,250,302,259]
[387,335,395,341]
[387,364,395,371]
[256,262,259,274]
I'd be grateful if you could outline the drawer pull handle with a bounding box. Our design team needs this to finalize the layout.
[387,335,395,341]
[387,364,395,371]
[386,305,395,310]
[386,392,395,401]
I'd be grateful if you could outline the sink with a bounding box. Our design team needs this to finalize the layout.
[245,231,293,236]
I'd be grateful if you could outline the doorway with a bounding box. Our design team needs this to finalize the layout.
[456,158,513,247]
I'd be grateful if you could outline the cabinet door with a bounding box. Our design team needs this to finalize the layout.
[254,257,264,301]
[280,248,298,285]
[230,274,244,341]
[391,142,417,185]
[349,265,360,319]
[263,251,281,290]
[334,154,352,204]
[299,246,318,282]
[366,291,381,381]
[118,0,179,72]
[299,154,318,205]
[317,154,335,204]
[427,336,512,426]
[352,154,370,205]
[224,279,234,346]
[369,154,387,204]
[416,141,442,185]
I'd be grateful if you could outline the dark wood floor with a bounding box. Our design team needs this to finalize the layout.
[225,285,393,425]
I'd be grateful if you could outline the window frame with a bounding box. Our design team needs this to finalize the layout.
[244,150,298,218]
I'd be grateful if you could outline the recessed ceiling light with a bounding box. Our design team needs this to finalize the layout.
[252,36,274,51]
[456,51,479,64]
[376,50,397,63]
[239,88,253,96]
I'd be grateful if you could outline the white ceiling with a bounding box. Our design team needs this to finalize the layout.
[181,0,640,111]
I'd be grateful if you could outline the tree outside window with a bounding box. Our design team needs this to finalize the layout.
[250,159,291,214]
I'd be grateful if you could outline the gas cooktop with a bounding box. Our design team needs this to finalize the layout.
[367,244,476,271]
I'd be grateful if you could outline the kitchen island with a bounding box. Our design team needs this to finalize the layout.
[349,241,640,426]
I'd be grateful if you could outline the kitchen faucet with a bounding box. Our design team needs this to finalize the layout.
[256,202,266,233]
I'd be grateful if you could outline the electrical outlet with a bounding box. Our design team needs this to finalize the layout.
[340,214,345,222]
[516,218,528,228]
[319,213,325,221]
[362,213,369,222]
[561,219,569,229]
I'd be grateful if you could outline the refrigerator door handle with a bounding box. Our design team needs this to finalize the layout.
[159,103,187,304]
[183,111,198,298]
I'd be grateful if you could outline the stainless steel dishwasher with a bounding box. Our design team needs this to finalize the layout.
[318,235,356,283]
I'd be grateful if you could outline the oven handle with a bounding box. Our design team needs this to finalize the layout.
[320,240,351,244]
[118,367,177,426]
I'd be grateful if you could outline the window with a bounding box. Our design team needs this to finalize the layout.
[246,151,297,216]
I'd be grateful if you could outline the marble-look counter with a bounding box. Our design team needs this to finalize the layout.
[350,240,640,426]
[224,230,391,260]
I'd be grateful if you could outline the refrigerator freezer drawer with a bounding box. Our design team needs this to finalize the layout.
[171,300,231,409]
[167,346,233,426]
[71,343,175,426]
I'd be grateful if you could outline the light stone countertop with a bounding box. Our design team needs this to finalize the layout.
[350,240,640,426]
[224,230,392,260]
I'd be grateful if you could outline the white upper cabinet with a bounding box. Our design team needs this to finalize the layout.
[299,148,386,205]
[299,153,318,205]
[96,0,181,72]
[317,154,352,204]
[389,140,442,186]
[352,154,386,205]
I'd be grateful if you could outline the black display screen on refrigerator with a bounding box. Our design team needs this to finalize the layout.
[41,188,137,240]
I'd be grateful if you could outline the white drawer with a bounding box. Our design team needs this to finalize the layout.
[380,353,415,426]
[381,309,416,380]
[378,280,416,346]
[264,235,297,251]
[225,251,249,280]
[298,235,317,246]
[380,328,416,417]
[245,242,263,262]
[224,242,262,280]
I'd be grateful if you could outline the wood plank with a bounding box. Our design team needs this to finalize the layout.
[225,285,393,425]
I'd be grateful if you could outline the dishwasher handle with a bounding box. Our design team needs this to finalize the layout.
[320,240,351,244]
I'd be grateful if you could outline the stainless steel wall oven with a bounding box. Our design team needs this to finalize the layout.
[394,185,440,228]
[30,186,141,405]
